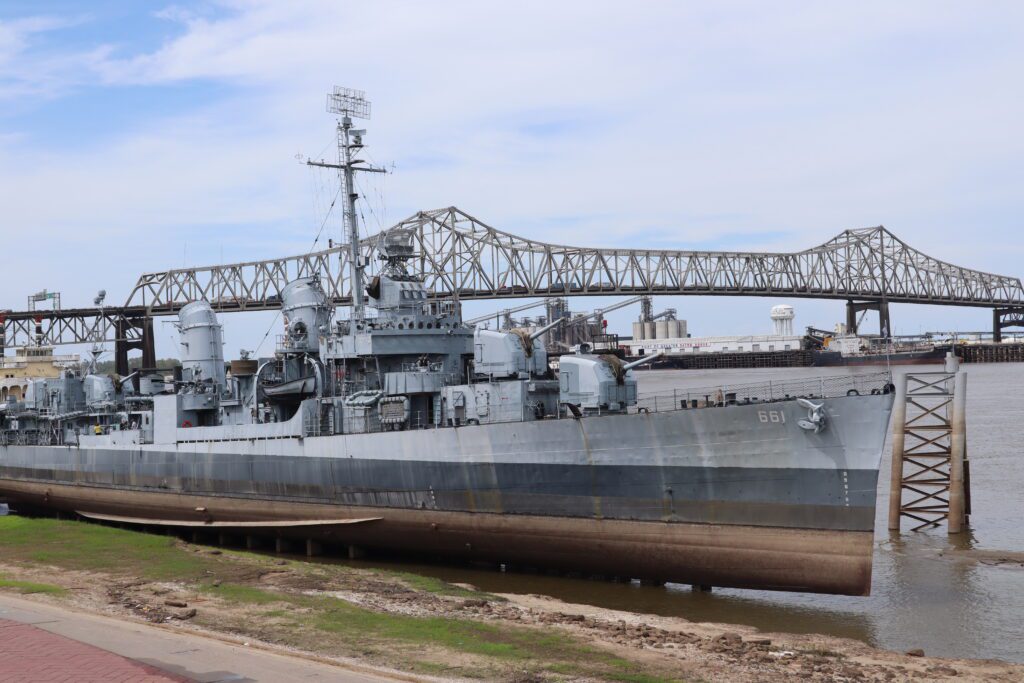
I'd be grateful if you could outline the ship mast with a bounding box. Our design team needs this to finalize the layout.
[307,87,386,322]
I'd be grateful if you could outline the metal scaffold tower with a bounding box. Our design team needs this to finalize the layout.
[888,358,971,533]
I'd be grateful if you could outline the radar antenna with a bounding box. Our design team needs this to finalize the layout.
[306,87,386,322]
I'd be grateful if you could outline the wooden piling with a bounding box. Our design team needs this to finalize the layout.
[948,372,968,534]
[888,373,908,531]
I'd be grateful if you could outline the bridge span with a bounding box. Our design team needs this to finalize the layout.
[3,207,1024,365]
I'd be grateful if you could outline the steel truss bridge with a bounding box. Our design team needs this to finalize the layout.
[4,206,1024,360]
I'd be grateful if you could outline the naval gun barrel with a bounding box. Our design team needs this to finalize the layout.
[528,315,569,341]
[621,350,666,371]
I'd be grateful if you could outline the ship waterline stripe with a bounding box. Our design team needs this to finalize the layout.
[0,453,879,532]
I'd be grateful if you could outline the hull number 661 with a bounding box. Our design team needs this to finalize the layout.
[758,410,786,424]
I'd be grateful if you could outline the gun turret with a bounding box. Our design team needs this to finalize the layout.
[473,319,565,379]
[559,352,648,414]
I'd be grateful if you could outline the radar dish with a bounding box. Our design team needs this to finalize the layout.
[377,227,417,261]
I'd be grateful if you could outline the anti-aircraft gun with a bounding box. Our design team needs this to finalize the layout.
[471,316,565,380]
[558,351,665,415]
[3,361,146,446]
[436,317,568,427]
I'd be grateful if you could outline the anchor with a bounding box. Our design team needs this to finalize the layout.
[797,398,827,433]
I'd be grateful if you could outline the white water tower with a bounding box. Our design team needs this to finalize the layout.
[770,304,795,336]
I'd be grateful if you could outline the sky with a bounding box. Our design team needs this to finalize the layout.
[2,1,1023,359]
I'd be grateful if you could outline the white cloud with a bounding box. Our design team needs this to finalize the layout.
[0,14,110,100]
[2,0,1024,356]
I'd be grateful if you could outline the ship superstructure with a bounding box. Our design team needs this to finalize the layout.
[0,89,896,595]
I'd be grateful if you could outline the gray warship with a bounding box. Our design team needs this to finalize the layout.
[0,91,895,595]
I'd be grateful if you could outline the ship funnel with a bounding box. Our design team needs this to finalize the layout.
[622,350,665,372]
[177,301,226,387]
[281,277,331,353]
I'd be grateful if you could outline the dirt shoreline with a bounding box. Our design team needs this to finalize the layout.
[1,518,1021,682]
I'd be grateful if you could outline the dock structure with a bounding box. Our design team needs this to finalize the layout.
[888,357,971,533]
[957,342,1024,364]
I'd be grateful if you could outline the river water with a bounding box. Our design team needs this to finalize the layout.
[339,364,1024,663]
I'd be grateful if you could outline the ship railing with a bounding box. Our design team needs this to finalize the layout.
[399,361,446,373]
[409,410,433,429]
[0,428,62,447]
[284,371,892,436]
[302,401,334,437]
[631,371,893,415]
[303,413,319,437]
[327,380,370,398]
[275,334,315,353]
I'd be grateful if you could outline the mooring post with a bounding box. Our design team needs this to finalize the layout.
[888,373,908,531]
[948,372,968,534]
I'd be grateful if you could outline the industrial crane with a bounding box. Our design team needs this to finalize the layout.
[466,295,650,354]
[469,296,647,331]
[464,299,549,327]
[564,295,648,328]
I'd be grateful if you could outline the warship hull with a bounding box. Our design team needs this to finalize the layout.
[0,393,893,595]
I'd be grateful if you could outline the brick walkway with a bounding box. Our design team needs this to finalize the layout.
[0,618,191,682]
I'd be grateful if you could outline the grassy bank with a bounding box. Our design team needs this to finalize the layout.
[0,516,684,682]
[2,516,1018,682]
[0,576,65,595]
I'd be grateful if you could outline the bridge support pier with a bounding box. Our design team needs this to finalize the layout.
[992,307,1024,342]
[114,317,156,381]
[846,300,891,338]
